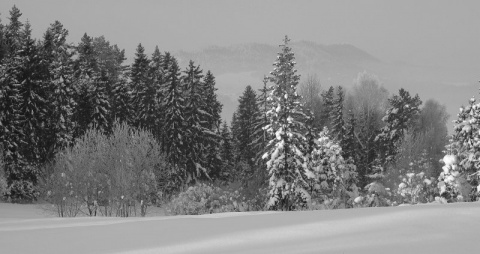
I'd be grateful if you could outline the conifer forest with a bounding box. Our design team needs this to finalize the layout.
[3,2,480,253]
[0,5,478,218]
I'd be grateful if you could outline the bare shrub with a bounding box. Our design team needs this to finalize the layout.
[43,122,166,217]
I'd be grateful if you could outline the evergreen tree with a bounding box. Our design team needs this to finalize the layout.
[320,86,334,129]
[330,86,345,141]
[183,60,210,182]
[149,46,164,139]
[73,33,109,137]
[200,71,223,180]
[4,5,23,56]
[17,22,45,166]
[92,36,128,131]
[219,121,235,182]
[232,85,260,169]
[129,44,151,129]
[439,92,480,201]
[161,53,186,177]
[202,71,222,131]
[263,36,309,210]
[0,17,28,200]
[0,15,7,62]
[375,88,422,165]
[251,76,271,164]
[43,21,76,155]
[342,110,357,160]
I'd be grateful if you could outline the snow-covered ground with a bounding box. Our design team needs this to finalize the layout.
[1,202,479,254]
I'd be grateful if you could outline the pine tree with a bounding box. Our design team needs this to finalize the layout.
[342,110,357,160]
[0,15,7,62]
[375,88,422,165]
[183,60,210,182]
[202,71,222,131]
[42,21,76,155]
[251,76,271,164]
[320,86,334,129]
[149,46,164,139]
[219,121,235,182]
[129,43,151,129]
[73,33,110,137]
[263,36,309,210]
[17,22,45,166]
[162,53,186,175]
[438,91,480,201]
[200,71,223,180]
[92,36,128,131]
[232,85,260,175]
[4,5,23,56]
[330,86,345,141]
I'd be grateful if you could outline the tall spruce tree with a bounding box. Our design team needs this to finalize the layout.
[320,86,334,130]
[17,22,45,166]
[330,86,345,141]
[202,71,222,131]
[342,110,357,160]
[232,85,260,173]
[149,46,165,139]
[183,60,210,182]
[376,88,422,165]
[129,43,151,129]
[41,21,76,159]
[201,71,223,180]
[73,33,110,137]
[4,5,23,56]
[162,53,186,178]
[263,36,309,210]
[219,121,234,182]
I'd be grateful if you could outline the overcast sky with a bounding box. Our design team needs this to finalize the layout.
[1,0,479,67]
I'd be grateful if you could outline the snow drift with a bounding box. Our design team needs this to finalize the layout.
[1,202,479,254]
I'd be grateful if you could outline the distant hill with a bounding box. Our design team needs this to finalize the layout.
[176,41,477,131]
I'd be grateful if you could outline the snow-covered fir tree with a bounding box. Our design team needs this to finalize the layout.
[41,21,76,159]
[232,85,261,172]
[161,53,185,167]
[375,88,422,165]
[262,36,310,210]
[202,71,222,131]
[183,60,212,182]
[200,71,223,180]
[438,91,480,202]
[148,46,165,139]
[17,22,45,169]
[307,129,358,208]
[4,5,23,57]
[129,43,151,129]
[330,86,345,141]
[73,33,110,137]
[219,121,235,182]
[320,86,334,129]
[342,110,357,160]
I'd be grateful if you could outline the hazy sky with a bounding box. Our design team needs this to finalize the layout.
[1,0,479,67]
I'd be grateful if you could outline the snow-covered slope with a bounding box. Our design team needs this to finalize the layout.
[1,202,478,254]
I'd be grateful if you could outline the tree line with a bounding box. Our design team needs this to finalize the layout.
[0,6,223,201]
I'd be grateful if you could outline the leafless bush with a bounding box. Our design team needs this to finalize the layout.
[43,122,166,217]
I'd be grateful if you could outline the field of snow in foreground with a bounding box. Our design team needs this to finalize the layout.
[1,202,479,254]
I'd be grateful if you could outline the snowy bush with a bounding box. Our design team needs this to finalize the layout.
[306,130,359,209]
[437,95,480,202]
[395,172,437,204]
[437,154,474,202]
[43,122,166,217]
[165,182,267,215]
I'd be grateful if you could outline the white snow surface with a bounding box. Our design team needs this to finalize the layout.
[1,202,480,253]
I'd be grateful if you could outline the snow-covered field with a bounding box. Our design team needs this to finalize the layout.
[1,202,479,254]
